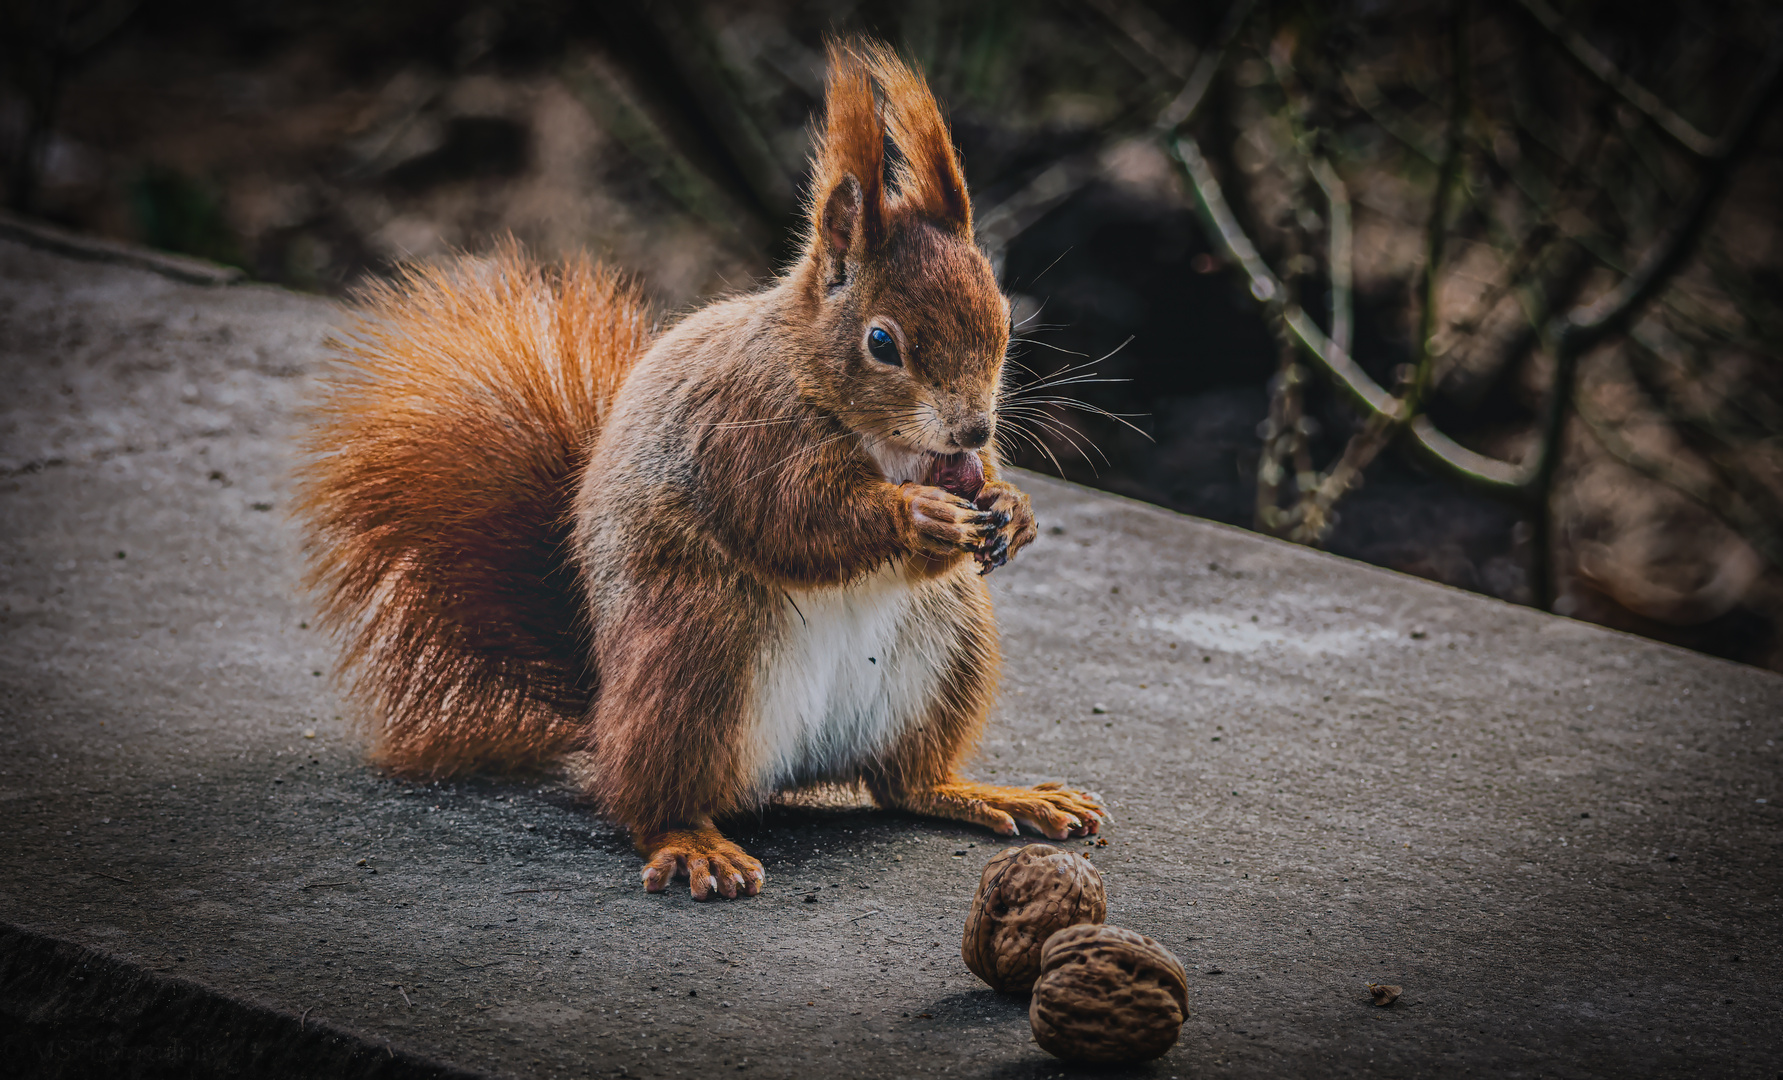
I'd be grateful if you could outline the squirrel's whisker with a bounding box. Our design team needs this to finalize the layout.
[999,409,1109,470]
[700,414,813,429]
[1004,372,1134,397]
[1009,397,1153,441]
[1011,302,1048,331]
[1008,338,1090,358]
[740,429,860,485]
[999,360,1113,399]
[995,421,1067,478]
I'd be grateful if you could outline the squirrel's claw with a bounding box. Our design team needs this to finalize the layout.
[902,483,996,559]
[636,825,765,901]
[970,480,1037,571]
[903,480,1034,571]
[882,779,1109,842]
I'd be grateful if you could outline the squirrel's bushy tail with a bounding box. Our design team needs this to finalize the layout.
[297,241,653,777]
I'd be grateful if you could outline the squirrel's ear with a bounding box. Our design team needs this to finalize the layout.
[809,42,884,283]
[821,174,865,260]
[862,43,971,238]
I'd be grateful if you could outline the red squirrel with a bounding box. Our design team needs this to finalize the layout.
[297,41,1106,900]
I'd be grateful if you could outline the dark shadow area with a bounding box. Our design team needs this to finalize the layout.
[384,117,529,191]
[0,925,479,1080]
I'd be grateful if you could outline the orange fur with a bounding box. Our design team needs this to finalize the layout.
[858,40,972,236]
[296,242,652,776]
[809,41,886,262]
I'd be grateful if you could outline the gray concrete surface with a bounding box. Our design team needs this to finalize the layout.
[1,236,1780,1079]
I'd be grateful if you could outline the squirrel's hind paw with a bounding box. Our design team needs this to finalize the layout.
[637,825,765,901]
[887,780,1108,841]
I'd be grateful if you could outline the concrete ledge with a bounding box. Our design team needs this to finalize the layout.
[0,923,477,1079]
[1,235,1780,1078]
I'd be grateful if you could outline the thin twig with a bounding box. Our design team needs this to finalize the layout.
[1175,131,1378,413]
[1308,158,1353,358]
[1341,69,1445,164]
[1510,0,1717,158]
[1259,31,1351,357]
[849,910,882,922]
[1617,342,1783,570]
[1085,0,1197,83]
[1255,337,1305,535]
[1155,0,1261,134]
[559,54,767,250]
[1405,0,1471,418]
[302,881,350,890]
[1291,414,1398,544]
[1431,107,1615,406]
[90,871,133,884]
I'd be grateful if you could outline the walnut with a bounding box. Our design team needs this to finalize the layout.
[925,451,984,500]
[1028,924,1189,1062]
[961,843,1106,993]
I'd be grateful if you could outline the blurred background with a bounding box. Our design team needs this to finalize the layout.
[4,0,1781,671]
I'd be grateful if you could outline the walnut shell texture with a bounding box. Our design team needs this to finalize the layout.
[1029,923,1189,1063]
[961,843,1107,993]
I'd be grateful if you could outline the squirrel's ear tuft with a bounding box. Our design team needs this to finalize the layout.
[808,42,885,279]
[860,42,971,238]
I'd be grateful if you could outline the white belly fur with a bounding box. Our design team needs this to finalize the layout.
[746,562,953,795]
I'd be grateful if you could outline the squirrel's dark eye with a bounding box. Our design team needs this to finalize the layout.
[867,327,902,367]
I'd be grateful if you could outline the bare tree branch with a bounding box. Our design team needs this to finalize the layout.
[1255,342,1307,534]
[976,0,1259,263]
[1173,134,1530,497]
[1177,19,1783,565]
[1308,157,1353,357]
[1527,38,1783,604]
[1257,0,1477,544]
[1554,31,1783,359]
[1509,0,1718,158]
[1155,0,1260,134]
[1405,0,1472,417]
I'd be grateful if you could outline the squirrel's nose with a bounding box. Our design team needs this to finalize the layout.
[953,414,992,450]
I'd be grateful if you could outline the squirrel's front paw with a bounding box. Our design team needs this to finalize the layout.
[900,483,1003,560]
[637,823,764,901]
[971,479,1037,575]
